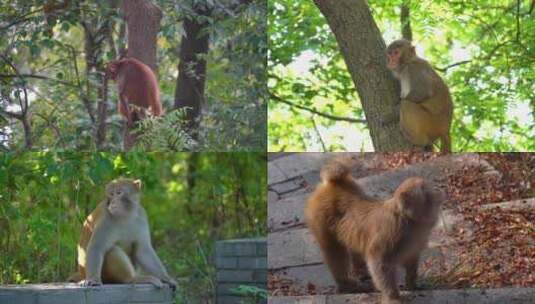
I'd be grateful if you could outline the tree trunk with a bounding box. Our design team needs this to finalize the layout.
[95,12,116,150]
[313,0,412,151]
[121,0,162,71]
[174,5,210,132]
[120,0,162,150]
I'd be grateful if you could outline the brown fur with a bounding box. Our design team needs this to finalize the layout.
[305,158,443,304]
[386,39,453,152]
[106,58,163,126]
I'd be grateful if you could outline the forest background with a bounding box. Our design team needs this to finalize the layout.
[269,0,535,152]
[0,152,267,303]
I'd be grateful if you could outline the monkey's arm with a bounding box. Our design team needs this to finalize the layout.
[135,240,176,287]
[403,64,434,103]
[119,93,132,126]
[83,222,112,285]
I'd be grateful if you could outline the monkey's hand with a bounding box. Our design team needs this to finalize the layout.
[79,279,102,287]
[162,277,177,291]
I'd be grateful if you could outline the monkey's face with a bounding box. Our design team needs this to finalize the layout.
[386,39,415,70]
[387,48,402,70]
[105,179,142,217]
[105,62,119,80]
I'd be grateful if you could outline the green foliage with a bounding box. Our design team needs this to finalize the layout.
[230,285,268,303]
[136,109,195,151]
[268,0,535,152]
[0,152,267,302]
[0,0,266,151]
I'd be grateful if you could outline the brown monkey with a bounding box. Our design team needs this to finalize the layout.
[75,178,176,288]
[386,39,453,152]
[105,58,163,127]
[305,158,443,304]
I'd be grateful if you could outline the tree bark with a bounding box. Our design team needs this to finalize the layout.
[95,10,116,150]
[313,0,412,151]
[121,0,162,71]
[174,5,210,131]
[120,0,162,150]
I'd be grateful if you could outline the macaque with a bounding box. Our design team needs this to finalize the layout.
[305,157,443,304]
[105,58,163,127]
[74,178,176,289]
[386,39,453,152]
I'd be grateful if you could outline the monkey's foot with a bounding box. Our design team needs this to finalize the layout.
[79,279,102,287]
[162,278,177,291]
[337,281,361,294]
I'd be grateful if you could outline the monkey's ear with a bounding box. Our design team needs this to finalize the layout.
[133,179,142,190]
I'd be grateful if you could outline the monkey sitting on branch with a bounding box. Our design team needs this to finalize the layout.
[71,178,176,289]
[105,58,163,128]
[386,39,453,152]
[305,157,443,304]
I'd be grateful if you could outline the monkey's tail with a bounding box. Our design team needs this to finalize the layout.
[320,155,362,183]
[320,158,352,183]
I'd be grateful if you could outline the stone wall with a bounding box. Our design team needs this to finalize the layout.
[215,238,267,304]
[0,284,173,304]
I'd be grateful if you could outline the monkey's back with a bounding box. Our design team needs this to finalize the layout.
[306,180,386,247]
[119,58,162,116]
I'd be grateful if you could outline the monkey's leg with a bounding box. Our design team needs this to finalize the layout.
[119,94,133,127]
[351,252,373,292]
[400,100,435,149]
[403,255,419,290]
[317,233,356,293]
[366,258,402,304]
[102,246,163,288]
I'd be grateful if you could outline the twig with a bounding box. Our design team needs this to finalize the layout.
[311,116,327,152]
[270,92,366,124]
[435,60,472,72]
[0,73,77,87]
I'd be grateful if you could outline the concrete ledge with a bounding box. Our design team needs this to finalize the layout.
[268,287,535,304]
[0,283,174,304]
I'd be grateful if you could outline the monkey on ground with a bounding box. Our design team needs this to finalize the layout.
[72,178,176,289]
[386,39,453,152]
[105,58,163,127]
[305,157,443,304]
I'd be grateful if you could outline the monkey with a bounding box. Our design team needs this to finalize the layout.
[386,39,453,152]
[74,178,176,289]
[105,58,163,127]
[305,157,443,304]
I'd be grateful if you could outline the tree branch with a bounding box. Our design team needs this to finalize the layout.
[0,73,77,87]
[270,92,366,124]
[435,60,472,72]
